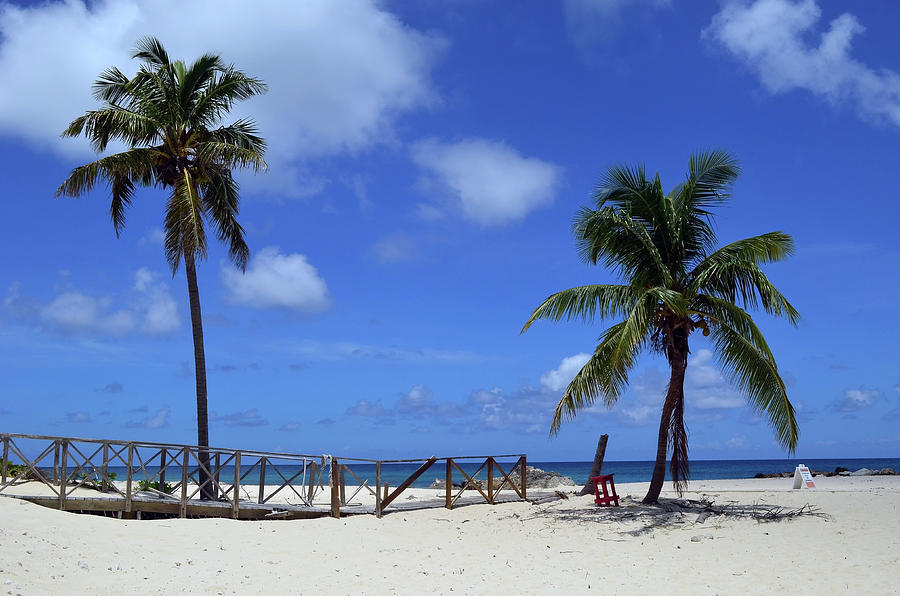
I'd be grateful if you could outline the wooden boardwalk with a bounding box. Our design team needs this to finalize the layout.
[1,433,529,520]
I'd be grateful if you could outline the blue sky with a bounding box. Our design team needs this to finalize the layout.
[1,0,899,462]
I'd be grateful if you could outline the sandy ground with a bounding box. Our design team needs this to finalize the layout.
[1,476,898,595]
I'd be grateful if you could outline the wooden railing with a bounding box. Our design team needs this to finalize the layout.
[334,454,527,517]
[0,433,325,518]
[1,433,529,519]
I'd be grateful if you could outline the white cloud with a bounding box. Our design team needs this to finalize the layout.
[40,291,136,336]
[705,0,900,127]
[830,387,881,413]
[221,247,330,311]
[6,269,179,337]
[685,349,745,410]
[395,385,435,416]
[133,268,179,334]
[540,352,592,392]
[411,138,561,225]
[0,0,443,195]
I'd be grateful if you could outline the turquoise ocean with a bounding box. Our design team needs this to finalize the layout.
[105,457,900,488]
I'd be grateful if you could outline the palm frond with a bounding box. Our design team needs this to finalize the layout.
[202,168,249,270]
[689,232,795,281]
[710,323,798,450]
[190,69,267,126]
[521,284,636,332]
[550,322,632,434]
[56,148,156,194]
[694,260,800,324]
[132,36,170,66]
[691,294,772,355]
[574,206,673,286]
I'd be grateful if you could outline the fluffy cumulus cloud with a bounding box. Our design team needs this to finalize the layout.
[411,138,561,225]
[0,0,443,194]
[705,0,900,127]
[540,353,591,392]
[4,269,178,337]
[221,247,330,311]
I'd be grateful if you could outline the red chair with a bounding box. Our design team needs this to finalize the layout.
[590,474,619,507]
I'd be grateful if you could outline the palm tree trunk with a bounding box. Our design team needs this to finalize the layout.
[184,251,215,500]
[642,351,688,504]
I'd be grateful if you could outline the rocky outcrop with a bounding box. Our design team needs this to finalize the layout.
[754,466,897,479]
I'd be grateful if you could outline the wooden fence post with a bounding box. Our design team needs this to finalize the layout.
[159,448,167,491]
[58,441,68,510]
[339,464,346,506]
[214,452,221,500]
[2,436,8,484]
[258,456,266,505]
[52,441,60,485]
[487,457,494,504]
[232,451,241,519]
[375,461,382,518]
[180,448,188,518]
[445,458,452,509]
[330,457,340,518]
[306,461,318,504]
[125,443,134,513]
[520,455,527,501]
[101,443,110,492]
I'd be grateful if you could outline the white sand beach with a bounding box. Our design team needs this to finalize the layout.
[1,475,898,595]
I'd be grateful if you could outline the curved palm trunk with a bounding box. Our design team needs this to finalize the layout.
[184,251,215,500]
[643,330,690,504]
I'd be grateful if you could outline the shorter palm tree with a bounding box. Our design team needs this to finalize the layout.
[522,151,799,503]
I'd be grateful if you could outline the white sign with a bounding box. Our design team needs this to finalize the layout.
[792,464,816,489]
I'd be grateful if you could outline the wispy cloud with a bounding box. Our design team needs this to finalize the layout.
[829,387,881,414]
[4,269,178,337]
[706,0,900,128]
[564,0,672,48]
[126,408,170,430]
[210,409,268,427]
[98,381,124,394]
[282,340,477,364]
[66,411,91,423]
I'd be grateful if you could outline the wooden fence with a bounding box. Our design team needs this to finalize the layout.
[0,433,528,519]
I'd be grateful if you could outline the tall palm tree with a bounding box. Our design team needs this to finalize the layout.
[57,37,266,498]
[522,151,799,504]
